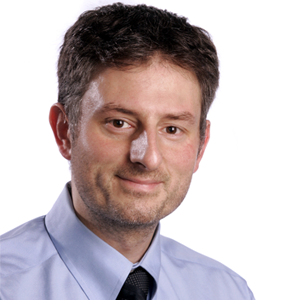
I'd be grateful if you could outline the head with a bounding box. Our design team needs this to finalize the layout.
[57,2,219,144]
[51,3,219,234]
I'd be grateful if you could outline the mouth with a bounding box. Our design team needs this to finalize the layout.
[116,175,163,192]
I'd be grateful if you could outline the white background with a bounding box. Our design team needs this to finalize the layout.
[1,0,299,299]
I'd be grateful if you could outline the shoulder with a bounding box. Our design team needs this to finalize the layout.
[159,235,255,299]
[160,234,251,284]
[0,216,57,276]
[160,234,235,273]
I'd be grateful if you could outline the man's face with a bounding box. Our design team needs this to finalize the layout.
[70,60,209,229]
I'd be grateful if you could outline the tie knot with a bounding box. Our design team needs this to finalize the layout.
[117,267,151,300]
[126,267,150,296]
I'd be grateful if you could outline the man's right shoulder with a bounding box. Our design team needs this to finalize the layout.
[0,216,57,276]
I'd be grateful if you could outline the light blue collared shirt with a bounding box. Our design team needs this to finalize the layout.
[0,184,255,300]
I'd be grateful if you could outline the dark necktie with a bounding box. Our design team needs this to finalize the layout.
[116,267,151,300]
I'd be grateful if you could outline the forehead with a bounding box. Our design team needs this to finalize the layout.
[81,60,201,119]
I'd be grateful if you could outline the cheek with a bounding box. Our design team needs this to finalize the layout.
[165,142,198,171]
[79,126,130,164]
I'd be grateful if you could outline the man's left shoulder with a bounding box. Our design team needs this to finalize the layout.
[159,235,255,300]
[160,235,235,273]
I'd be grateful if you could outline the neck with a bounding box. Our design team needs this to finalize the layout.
[71,183,158,263]
[81,212,157,263]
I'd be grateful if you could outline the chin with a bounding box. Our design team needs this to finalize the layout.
[98,199,169,229]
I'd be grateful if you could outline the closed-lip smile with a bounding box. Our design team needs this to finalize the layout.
[118,176,161,184]
[116,175,163,192]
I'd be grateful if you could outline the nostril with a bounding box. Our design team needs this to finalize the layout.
[135,162,147,168]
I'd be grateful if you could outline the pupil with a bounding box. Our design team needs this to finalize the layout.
[167,126,176,134]
[113,120,124,127]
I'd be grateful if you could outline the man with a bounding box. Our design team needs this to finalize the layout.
[0,3,255,300]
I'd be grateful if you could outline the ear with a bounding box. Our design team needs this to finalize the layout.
[49,103,72,160]
[193,120,210,173]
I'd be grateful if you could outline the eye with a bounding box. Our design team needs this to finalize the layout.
[165,126,180,134]
[111,119,131,128]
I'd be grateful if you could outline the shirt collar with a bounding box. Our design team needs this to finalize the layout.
[45,183,161,300]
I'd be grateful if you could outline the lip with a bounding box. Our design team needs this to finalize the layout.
[116,176,162,192]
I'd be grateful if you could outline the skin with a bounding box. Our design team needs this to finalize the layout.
[49,59,210,263]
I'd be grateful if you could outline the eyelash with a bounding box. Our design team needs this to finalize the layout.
[163,126,181,135]
[110,119,131,129]
[107,119,182,136]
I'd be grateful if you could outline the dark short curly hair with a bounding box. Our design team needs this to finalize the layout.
[58,2,219,142]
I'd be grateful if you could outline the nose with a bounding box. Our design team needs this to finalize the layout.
[130,131,162,171]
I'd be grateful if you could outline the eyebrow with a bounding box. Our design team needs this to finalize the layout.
[163,112,196,124]
[99,103,138,116]
[99,103,196,124]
